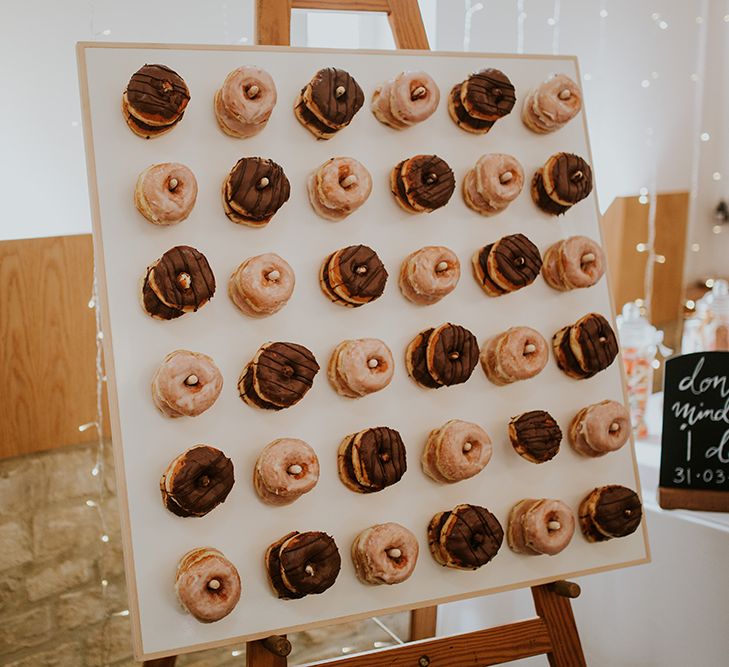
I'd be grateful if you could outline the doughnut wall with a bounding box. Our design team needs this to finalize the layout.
[78,44,648,659]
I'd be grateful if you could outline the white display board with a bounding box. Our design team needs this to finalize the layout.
[77,43,649,660]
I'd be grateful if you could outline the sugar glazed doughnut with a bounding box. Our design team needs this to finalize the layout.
[509,410,563,463]
[522,73,582,134]
[320,245,388,308]
[328,338,394,398]
[228,253,295,317]
[421,420,492,483]
[238,342,319,410]
[265,531,341,599]
[222,157,290,227]
[254,438,319,506]
[448,68,516,134]
[480,326,549,386]
[531,153,593,216]
[579,485,643,542]
[160,445,234,517]
[507,499,575,556]
[552,313,619,380]
[428,504,503,569]
[214,66,277,138]
[371,71,440,129]
[471,234,543,297]
[307,157,372,221]
[134,163,197,225]
[352,523,419,585]
[141,246,215,320]
[390,155,456,213]
[151,350,223,418]
[463,154,524,216]
[399,246,460,305]
[569,400,631,457]
[122,64,190,138]
[406,323,479,389]
[542,236,606,291]
[294,67,364,140]
[338,427,407,494]
[175,547,241,622]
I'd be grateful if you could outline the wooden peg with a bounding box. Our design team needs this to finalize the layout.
[262,635,292,657]
[548,580,581,599]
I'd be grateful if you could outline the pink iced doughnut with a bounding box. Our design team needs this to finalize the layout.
[399,246,460,305]
[215,66,277,138]
[151,350,223,418]
[507,499,575,556]
[254,438,320,505]
[480,327,549,385]
[352,522,419,585]
[371,80,407,129]
[569,400,631,457]
[558,236,606,289]
[474,154,525,208]
[228,253,295,317]
[134,163,198,225]
[422,419,492,483]
[328,338,394,398]
[175,547,241,622]
[308,157,372,221]
[389,71,440,125]
[534,74,582,126]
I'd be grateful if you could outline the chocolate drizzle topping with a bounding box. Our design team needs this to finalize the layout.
[489,234,542,289]
[352,427,407,491]
[441,504,504,569]
[407,328,441,389]
[554,326,595,379]
[449,84,495,131]
[572,314,618,374]
[225,157,290,222]
[308,68,364,127]
[462,68,516,119]
[331,245,388,302]
[592,486,642,538]
[142,268,184,320]
[476,245,507,295]
[531,170,571,216]
[163,446,234,517]
[400,155,455,210]
[427,324,479,386]
[548,153,593,204]
[278,531,341,595]
[253,342,319,408]
[125,64,190,122]
[149,246,216,311]
[509,411,562,463]
[266,532,306,599]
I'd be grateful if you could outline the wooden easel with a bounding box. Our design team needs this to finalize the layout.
[143,2,587,665]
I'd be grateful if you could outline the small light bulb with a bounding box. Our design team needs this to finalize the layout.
[583,73,592,81]
[658,20,668,29]
[696,16,703,24]
[686,300,696,309]
[724,14,729,22]
[71,120,80,127]
[651,359,660,369]
[712,172,721,181]
[651,12,660,21]
[600,9,608,18]
[113,609,130,617]
[91,466,99,477]
[706,278,716,288]
[101,534,109,543]
[232,650,244,657]
[700,132,710,141]
[691,73,699,82]
[101,28,111,36]
[651,71,659,79]
[101,579,108,587]
[691,243,701,252]
[87,298,95,308]
[636,243,647,252]
[713,225,723,234]
[635,298,645,307]
[86,499,96,507]
[97,331,104,340]
[641,80,650,88]
[547,17,556,26]
[655,254,666,264]
[638,195,648,204]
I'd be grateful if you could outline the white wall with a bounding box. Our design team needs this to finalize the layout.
[1,0,727,283]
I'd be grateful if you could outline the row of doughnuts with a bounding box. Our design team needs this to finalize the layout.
[140,236,605,320]
[134,151,593,228]
[123,64,582,141]
[175,485,642,623]
[152,317,617,418]
[160,406,631,522]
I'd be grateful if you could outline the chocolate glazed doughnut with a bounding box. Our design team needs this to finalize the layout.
[338,426,407,493]
[406,324,479,388]
[508,410,563,463]
[472,234,542,297]
[579,485,642,542]
[223,157,290,227]
[320,245,388,307]
[461,68,517,120]
[160,445,234,517]
[390,155,455,213]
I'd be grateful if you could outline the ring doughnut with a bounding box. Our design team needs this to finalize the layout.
[522,73,582,134]
[399,246,460,305]
[421,419,492,483]
[480,327,549,385]
[542,236,606,291]
[254,438,320,505]
[151,350,223,418]
[351,523,419,585]
[463,154,524,216]
[372,71,440,130]
[175,547,241,622]
[214,66,277,138]
[134,163,198,225]
[507,499,575,556]
[328,338,394,398]
[569,400,631,457]
[307,157,372,221]
[228,253,295,317]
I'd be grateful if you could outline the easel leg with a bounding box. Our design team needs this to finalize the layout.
[409,606,437,641]
[246,636,291,667]
[532,583,586,667]
[142,658,176,667]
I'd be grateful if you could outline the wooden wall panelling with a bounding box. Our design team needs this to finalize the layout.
[0,233,109,459]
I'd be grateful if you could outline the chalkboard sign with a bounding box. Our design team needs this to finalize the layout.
[659,351,729,512]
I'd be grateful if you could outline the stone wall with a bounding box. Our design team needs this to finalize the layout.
[0,442,408,666]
